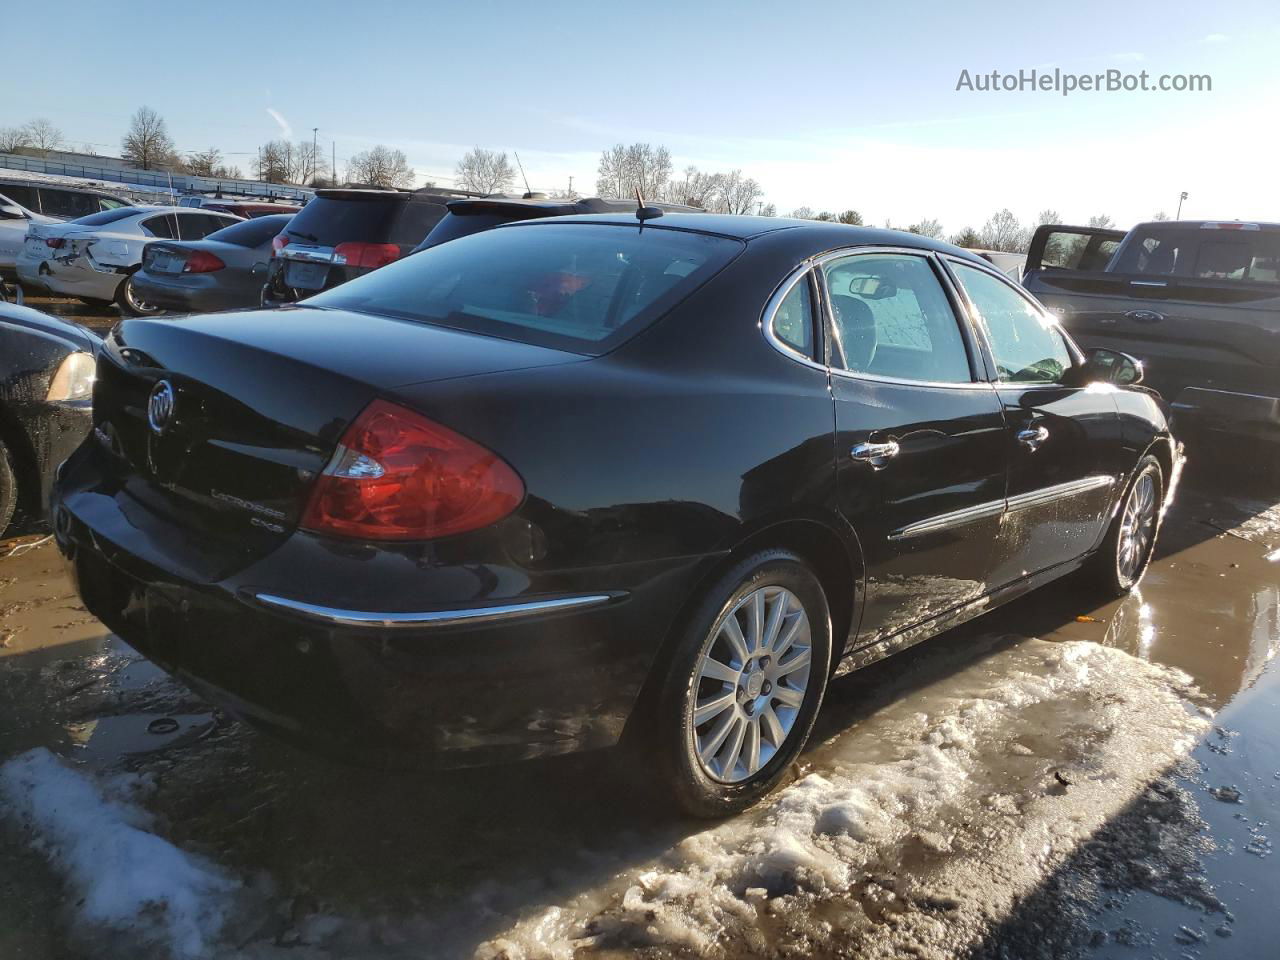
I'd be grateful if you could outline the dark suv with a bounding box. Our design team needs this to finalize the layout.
[413,195,703,252]
[261,187,480,306]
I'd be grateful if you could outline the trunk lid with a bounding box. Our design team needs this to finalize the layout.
[93,306,584,547]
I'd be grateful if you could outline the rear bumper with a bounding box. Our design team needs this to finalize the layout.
[1170,387,1280,444]
[130,271,252,314]
[51,443,708,766]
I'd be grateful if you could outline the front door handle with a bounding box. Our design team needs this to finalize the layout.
[1017,425,1049,451]
[851,440,900,465]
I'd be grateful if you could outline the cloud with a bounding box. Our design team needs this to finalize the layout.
[1202,32,1229,44]
[1111,51,1145,63]
[266,108,292,140]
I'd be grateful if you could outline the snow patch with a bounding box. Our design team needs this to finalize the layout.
[0,747,239,959]
[475,639,1210,958]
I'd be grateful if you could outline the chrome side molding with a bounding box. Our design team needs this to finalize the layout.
[252,592,616,629]
[888,474,1116,541]
[1005,474,1115,513]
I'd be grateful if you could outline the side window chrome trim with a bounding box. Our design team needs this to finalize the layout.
[817,246,994,390]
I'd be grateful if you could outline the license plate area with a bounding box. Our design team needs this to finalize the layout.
[286,261,330,290]
[150,252,184,274]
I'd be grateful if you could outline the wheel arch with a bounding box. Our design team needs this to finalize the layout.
[0,401,40,518]
[622,513,864,746]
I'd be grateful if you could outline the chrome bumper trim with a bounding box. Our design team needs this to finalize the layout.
[252,592,615,629]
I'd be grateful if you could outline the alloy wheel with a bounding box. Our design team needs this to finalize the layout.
[1118,470,1157,581]
[690,585,812,783]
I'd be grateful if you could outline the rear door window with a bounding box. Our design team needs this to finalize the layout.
[310,222,743,354]
[142,214,178,238]
[821,253,974,383]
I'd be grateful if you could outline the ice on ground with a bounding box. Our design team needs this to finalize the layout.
[0,747,239,959]
[476,639,1211,959]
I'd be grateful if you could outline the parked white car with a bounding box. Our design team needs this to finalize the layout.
[16,206,243,313]
[0,191,58,284]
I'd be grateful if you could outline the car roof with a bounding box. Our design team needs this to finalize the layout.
[1133,219,1280,232]
[445,196,703,217]
[502,212,991,262]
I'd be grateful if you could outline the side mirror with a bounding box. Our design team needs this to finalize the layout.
[0,203,27,220]
[1081,347,1143,386]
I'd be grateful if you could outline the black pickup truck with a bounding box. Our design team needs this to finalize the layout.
[1023,220,1280,451]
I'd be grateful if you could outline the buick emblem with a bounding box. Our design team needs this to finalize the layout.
[147,379,176,435]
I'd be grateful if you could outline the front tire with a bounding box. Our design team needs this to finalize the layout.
[1088,455,1163,596]
[651,550,832,818]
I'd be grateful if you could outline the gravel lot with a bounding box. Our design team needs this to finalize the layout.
[0,315,1276,959]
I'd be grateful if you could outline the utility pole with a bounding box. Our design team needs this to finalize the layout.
[311,127,318,185]
[568,175,573,198]
[332,142,337,186]
[1176,191,1188,220]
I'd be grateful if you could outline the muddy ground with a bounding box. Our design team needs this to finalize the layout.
[0,327,1277,959]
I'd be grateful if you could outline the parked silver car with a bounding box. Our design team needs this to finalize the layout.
[16,206,241,313]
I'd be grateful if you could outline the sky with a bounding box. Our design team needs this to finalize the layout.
[3,0,1277,235]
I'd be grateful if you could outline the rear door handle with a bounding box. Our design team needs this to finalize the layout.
[851,440,900,465]
[1017,425,1049,451]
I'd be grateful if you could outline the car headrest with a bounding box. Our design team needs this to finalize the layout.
[830,294,877,371]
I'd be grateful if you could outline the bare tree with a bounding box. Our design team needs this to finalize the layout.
[666,165,722,208]
[757,202,777,217]
[950,227,982,248]
[837,210,864,225]
[595,143,671,200]
[814,211,836,222]
[1036,208,1062,226]
[346,145,415,188]
[596,144,630,198]
[0,126,29,153]
[455,147,515,195]
[1151,211,1170,221]
[23,118,64,156]
[121,107,176,170]
[715,169,763,215]
[186,147,225,177]
[80,143,98,156]
[790,206,816,220]
[256,140,322,184]
[1087,214,1115,229]
[906,217,944,238]
[979,208,1027,252]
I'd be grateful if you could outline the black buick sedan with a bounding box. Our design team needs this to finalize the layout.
[52,214,1176,816]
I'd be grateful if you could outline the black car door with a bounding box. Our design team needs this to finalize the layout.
[824,249,1009,651]
[945,258,1126,587]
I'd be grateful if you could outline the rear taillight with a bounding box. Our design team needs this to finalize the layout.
[333,242,401,270]
[183,250,225,273]
[271,234,289,256]
[301,400,524,541]
[45,237,65,249]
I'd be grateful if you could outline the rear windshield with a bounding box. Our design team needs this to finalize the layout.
[70,207,139,227]
[285,196,448,248]
[1111,227,1280,283]
[1039,231,1122,271]
[310,222,744,354]
[413,210,540,252]
[207,214,293,248]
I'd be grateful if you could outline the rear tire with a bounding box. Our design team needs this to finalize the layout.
[116,273,162,317]
[1087,456,1163,597]
[648,550,832,818]
[0,438,18,538]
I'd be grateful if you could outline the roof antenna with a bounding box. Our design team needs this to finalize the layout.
[514,151,532,198]
[634,186,662,227]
